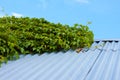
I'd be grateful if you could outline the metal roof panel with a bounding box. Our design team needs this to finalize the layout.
[0,40,120,80]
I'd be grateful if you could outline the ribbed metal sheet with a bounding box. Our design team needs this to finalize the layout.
[0,40,120,80]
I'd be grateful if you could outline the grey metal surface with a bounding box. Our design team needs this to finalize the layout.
[0,40,120,80]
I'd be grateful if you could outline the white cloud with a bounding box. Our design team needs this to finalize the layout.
[75,0,89,4]
[64,0,89,5]
[37,0,48,9]
[0,14,4,17]
[12,12,23,17]
[0,13,5,17]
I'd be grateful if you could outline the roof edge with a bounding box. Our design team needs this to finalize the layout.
[94,39,120,42]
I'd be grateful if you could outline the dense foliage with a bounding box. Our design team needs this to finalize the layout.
[0,16,94,66]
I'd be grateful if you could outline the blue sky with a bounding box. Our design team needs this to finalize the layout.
[0,0,120,39]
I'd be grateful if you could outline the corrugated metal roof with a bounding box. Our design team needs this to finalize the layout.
[0,40,120,80]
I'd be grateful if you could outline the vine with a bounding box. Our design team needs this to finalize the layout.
[0,16,94,66]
